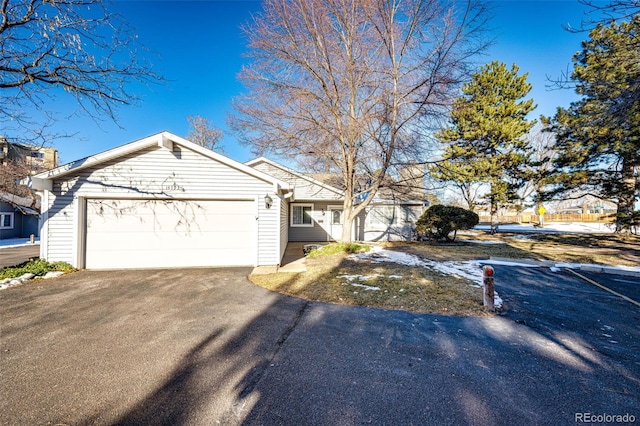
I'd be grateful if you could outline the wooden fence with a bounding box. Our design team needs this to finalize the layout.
[478,213,615,224]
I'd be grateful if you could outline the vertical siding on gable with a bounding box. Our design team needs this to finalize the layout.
[43,145,281,267]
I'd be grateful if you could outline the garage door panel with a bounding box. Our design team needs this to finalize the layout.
[85,199,256,269]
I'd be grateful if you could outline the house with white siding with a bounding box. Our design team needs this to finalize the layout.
[31,131,426,269]
[246,157,427,243]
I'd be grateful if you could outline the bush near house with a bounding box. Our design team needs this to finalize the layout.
[306,242,369,257]
[416,205,479,242]
[0,259,74,280]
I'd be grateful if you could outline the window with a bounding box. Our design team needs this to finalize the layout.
[291,204,313,227]
[331,209,343,225]
[0,213,14,229]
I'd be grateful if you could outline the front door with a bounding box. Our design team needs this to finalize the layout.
[328,207,343,241]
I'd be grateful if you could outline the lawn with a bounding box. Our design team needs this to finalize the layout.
[249,231,640,316]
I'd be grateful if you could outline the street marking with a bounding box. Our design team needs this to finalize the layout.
[613,278,639,285]
[566,269,640,309]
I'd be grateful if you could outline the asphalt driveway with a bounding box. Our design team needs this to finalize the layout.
[1,267,639,425]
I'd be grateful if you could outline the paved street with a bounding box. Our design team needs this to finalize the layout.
[0,265,638,425]
[573,269,640,305]
[0,243,39,268]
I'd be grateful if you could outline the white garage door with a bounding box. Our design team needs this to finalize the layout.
[85,199,256,269]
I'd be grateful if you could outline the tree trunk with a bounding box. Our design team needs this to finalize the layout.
[616,158,638,233]
[341,196,355,243]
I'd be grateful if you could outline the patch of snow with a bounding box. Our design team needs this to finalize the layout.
[349,246,508,308]
[504,234,534,240]
[0,237,40,248]
[475,222,615,234]
[458,239,505,245]
[493,294,504,309]
[337,274,383,281]
[350,283,381,291]
[481,259,541,268]
[43,271,65,279]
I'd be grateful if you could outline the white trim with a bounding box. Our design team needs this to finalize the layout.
[80,196,260,269]
[254,196,259,267]
[74,196,86,269]
[274,195,281,266]
[76,193,257,202]
[31,132,291,195]
[40,190,49,260]
[71,197,79,268]
[0,212,14,229]
[290,203,314,227]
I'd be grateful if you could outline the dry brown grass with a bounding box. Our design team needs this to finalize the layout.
[391,231,640,266]
[250,252,487,316]
[249,232,640,316]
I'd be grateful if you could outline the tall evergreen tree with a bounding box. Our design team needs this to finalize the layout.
[548,17,640,233]
[432,61,536,221]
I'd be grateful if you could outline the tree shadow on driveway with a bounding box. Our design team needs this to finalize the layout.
[1,266,638,425]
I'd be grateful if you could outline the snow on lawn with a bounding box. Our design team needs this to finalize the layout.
[457,239,505,245]
[346,241,639,310]
[348,246,504,308]
[337,273,402,291]
[475,222,616,234]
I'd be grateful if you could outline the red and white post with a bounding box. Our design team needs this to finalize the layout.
[483,265,495,311]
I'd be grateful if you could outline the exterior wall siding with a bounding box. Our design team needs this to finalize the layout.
[43,145,280,267]
[251,161,343,201]
[0,202,20,239]
[361,204,424,242]
[279,196,289,262]
[288,201,335,242]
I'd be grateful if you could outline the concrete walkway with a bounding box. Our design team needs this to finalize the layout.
[251,242,327,275]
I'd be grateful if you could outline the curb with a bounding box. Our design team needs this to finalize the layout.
[484,257,640,279]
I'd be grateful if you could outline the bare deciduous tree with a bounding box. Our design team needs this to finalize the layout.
[186,115,224,153]
[230,0,491,242]
[0,159,37,209]
[0,0,160,143]
[570,0,640,31]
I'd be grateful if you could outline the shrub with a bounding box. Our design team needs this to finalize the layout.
[307,242,370,257]
[0,259,75,279]
[415,205,479,242]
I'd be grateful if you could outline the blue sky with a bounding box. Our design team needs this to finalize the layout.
[46,0,592,165]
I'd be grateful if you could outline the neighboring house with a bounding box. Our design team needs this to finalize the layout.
[31,132,427,269]
[0,137,58,173]
[0,137,58,240]
[0,193,40,240]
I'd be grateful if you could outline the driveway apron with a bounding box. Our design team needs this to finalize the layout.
[1,266,639,425]
[0,268,307,425]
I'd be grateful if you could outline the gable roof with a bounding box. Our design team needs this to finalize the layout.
[30,132,291,194]
[246,157,430,204]
[0,191,40,215]
[245,157,344,198]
